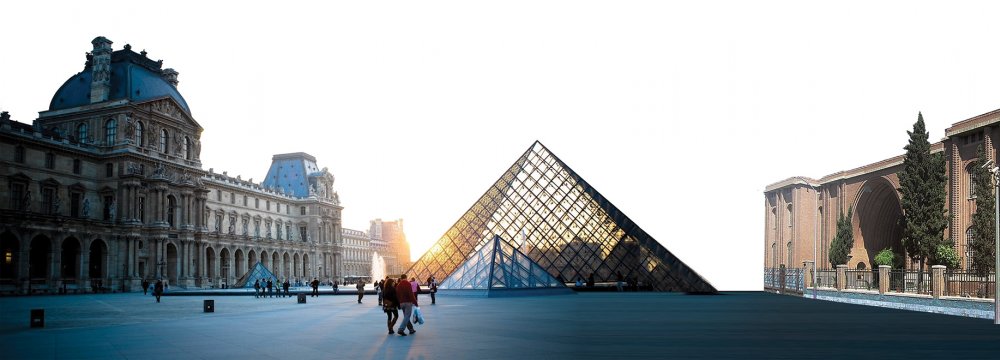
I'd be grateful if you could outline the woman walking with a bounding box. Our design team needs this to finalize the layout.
[382,277,399,335]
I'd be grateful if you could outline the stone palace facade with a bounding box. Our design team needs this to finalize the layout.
[0,37,409,294]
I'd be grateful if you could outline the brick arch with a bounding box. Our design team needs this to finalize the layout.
[849,177,904,269]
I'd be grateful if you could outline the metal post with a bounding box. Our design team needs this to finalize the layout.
[814,189,819,299]
[994,175,999,324]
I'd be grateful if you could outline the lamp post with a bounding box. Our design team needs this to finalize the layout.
[122,263,127,292]
[156,259,166,280]
[982,159,1000,325]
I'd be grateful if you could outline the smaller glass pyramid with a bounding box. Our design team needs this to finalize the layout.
[234,262,280,288]
[440,235,567,290]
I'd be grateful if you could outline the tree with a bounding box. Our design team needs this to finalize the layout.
[898,112,949,273]
[829,210,853,266]
[874,248,895,267]
[970,144,996,276]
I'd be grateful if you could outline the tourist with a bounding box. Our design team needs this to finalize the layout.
[410,277,421,307]
[142,279,149,295]
[153,279,164,303]
[616,272,624,292]
[283,278,290,297]
[254,279,261,298]
[382,278,399,335]
[427,276,438,305]
[575,277,584,287]
[311,277,320,297]
[395,274,416,336]
[375,279,383,306]
[356,280,366,304]
[267,279,274,298]
[587,273,595,288]
[333,280,339,295]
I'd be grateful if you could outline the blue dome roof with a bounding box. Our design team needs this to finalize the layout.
[49,48,191,114]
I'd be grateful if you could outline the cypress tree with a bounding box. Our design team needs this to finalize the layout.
[829,210,853,266]
[898,113,949,271]
[970,144,996,276]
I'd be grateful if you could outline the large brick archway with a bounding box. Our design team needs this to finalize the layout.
[850,178,903,269]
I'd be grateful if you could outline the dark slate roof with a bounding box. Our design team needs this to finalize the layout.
[49,46,191,114]
[262,153,322,198]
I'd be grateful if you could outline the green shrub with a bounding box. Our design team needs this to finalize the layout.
[933,244,961,269]
[873,248,895,267]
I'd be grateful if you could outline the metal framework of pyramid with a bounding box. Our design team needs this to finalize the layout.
[439,235,569,293]
[234,262,279,288]
[407,141,716,292]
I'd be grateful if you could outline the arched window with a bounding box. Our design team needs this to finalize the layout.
[968,164,977,198]
[105,118,116,146]
[135,121,144,147]
[160,129,169,153]
[786,242,792,266]
[787,204,793,227]
[183,136,191,160]
[771,243,777,267]
[966,227,975,271]
[77,123,89,143]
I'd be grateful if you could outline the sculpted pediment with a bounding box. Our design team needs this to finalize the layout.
[140,97,203,132]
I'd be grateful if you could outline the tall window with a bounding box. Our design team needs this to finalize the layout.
[73,159,81,174]
[45,153,55,169]
[10,183,26,211]
[77,123,89,143]
[105,163,114,177]
[14,146,25,163]
[105,118,116,146]
[135,121,144,147]
[215,214,222,233]
[103,196,113,220]
[41,187,55,215]
[300,226,307,242]
[160,129,169,153]
[255,198,259,209]
[786,242,792,266]
[242,218,249,235]
[138,196,145,223]
[276,221,282,240]
[969,165,977,198]
[254,219,261,238]
[183,136,191,160]
[286,225,292,240]
[300,206,306,215]
[167,196,176,227]
[70,192,81,217]
[787,204,793,227]
[243,195,248,206]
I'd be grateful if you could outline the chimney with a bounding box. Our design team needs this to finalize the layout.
[90,36,113,103]
[162,68,179,87]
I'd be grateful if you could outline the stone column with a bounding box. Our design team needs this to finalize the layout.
[836,264,847,291]
[803,260,815,289]
[878,265,890,295]
[932,265,945,299]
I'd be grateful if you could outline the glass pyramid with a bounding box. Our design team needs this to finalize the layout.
[439,235,566,290]
[234,262,280,288]
[407,141,716,292]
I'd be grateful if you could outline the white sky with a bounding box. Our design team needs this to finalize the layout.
[3,1,999,290]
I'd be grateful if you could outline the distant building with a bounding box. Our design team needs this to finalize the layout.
[370,218,409,275]
[0,37,407,294]
[764,108,1000,272]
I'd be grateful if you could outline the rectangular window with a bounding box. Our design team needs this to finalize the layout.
[267,201,270,211]
[138,197,145,223]
[215,214,222,233]
[255,198,259,209]
[73,159,81,174]
[14,146,25,163]
[10,183,25,211]
[243,195,248,206]
[300,206,306,215]
[276,223,282,240]
[230,192,235,204]
[286,225,292,240]
[300,226,307,242]
[103,196,113,220]
[41,188,54,215]
[105,163,114,177]
[70,192,81,217]
[45,153,55,169]
[216,190,221,202]
[254,220,261,238]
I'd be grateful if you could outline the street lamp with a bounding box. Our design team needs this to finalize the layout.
[982,159,1000,325]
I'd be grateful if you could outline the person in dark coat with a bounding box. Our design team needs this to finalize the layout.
[154,279,164,303]
[267,279,274,298]
[395,274,416,336]
[283,278,290,297]
[356,280,366,304]
[142,279,150,295]
[254,279,261,298]
[311,277,320,297]
[333,281,339,295]
[382,278,399,335]
[427,276,438,305]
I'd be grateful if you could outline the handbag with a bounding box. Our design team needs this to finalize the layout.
[412,306,425,325]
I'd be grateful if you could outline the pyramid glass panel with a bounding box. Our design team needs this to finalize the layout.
[234,262,280,288]
[439,235,566,291]
[408,141,715,292]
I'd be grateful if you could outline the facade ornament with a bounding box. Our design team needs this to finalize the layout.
[52,194,61,215]
[22,191,31,212]
[192,139,201,160]
[124,113,135,144]
[109,198,117,222]
[332,191,340,205]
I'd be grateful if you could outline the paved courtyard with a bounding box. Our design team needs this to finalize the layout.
[3,291,1000,359]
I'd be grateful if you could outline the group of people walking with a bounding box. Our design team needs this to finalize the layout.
[253,278,291,298]
[379,274,437,336]
[141,279,165,303]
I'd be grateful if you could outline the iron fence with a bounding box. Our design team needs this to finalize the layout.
[844,269,877,291]
[763,267,804,294]
[944,271,995,299]
[814,269,837,289]
[888,270,932,295]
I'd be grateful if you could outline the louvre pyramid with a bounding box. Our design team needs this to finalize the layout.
[439,235,567,291]
[234,262,279,288]
[407,141,715,292]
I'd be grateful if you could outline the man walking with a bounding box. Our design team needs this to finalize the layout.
[395,274,416,336]
[311,277,320,297]
[142,279,149,295]
[356,280,366,304]
[153,279,164,303]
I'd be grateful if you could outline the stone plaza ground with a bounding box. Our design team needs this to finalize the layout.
[3,291,1000,359]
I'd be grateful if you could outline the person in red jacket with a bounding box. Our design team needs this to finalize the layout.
[394,274,417,336]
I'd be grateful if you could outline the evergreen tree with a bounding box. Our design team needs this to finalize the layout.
[829,210,853,266]
[970,144,996,276]
[898,113,949,271]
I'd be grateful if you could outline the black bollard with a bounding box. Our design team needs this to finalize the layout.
[203,300,215,313]
[297,293,306,304]
[30,309,44,328]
